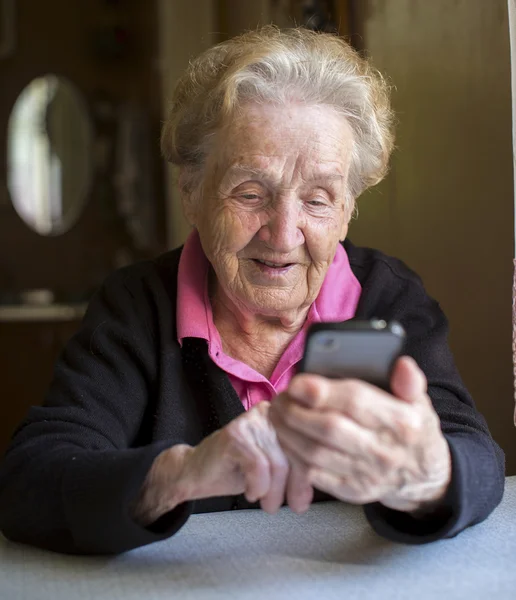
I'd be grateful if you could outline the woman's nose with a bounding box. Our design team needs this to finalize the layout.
[257,199,304,252]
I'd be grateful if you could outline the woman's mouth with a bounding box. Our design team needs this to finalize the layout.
[251,258,295,276]
[254,259,293,268]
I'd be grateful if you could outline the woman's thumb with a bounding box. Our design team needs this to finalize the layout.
[390,356,427,403]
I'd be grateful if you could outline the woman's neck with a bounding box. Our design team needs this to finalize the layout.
[210,283,309,379]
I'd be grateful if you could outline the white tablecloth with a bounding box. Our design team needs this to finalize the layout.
[1,477,515,600]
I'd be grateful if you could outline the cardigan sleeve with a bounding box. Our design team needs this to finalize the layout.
[0,269,193,555]
[362,269,505,543]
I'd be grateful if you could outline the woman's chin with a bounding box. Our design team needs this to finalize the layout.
[239,289,307,318]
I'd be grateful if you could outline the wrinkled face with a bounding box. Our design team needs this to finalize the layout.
[183,102,354,318]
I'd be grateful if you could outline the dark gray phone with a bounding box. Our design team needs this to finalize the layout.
[299,320,406,391]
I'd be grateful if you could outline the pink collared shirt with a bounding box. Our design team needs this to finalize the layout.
[176,230,361,410]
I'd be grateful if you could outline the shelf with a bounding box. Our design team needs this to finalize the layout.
[0,303,87,322]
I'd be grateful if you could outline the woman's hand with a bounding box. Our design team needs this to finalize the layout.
[269,356,452,514]
[179,401,312,513]
[133,402,312,526]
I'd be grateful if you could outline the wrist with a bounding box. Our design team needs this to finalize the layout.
[381,479,450,516]
[171,444,197,504]
[382,444,452,515]
[405,480,451,518]
[132,444,194,526]
[410,441,453,514]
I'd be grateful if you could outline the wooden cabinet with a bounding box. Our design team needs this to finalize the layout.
[0,319,80,456]
[0,1,166,456]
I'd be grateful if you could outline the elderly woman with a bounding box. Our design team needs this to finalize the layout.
[0,27,504,554]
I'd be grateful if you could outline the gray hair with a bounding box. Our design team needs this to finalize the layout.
[161,26,394,208]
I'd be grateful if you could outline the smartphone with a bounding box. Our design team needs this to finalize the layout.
[299,320,406,391]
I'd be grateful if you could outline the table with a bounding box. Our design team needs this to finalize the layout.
[1,477,515,600]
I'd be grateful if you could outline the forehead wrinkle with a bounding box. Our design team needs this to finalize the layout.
[222,160,348,191]
[217,110,353,189]
[310,173,346,184]
[225,164,265,179]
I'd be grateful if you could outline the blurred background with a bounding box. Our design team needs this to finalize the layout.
[0,0,514,474]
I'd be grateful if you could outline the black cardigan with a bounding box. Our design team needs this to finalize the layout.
[0,241,505,555]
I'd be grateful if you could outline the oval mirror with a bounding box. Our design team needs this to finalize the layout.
[7,75,93,236]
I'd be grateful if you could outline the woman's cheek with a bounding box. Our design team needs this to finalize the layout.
[226,210,264,249]
[209,209,260,257]
[306,218,341,262]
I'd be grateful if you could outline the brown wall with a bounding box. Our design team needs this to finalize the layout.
[349,0,515,472]
[158,0,215,248]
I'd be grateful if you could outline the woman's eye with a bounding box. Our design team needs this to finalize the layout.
[241,193,261,201]
[307,198,327,207]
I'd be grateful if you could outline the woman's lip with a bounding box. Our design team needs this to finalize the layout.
[252,258,294,268]
[251,259,295,275]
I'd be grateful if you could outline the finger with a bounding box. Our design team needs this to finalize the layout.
[238,445,271,504]
[258,438,289,514]
[309,467,389,505]
[276,419,403,478]
[288,373,330,408]
[244,405,289,512]
[285,456,313,514]
[390,356,428,404]
[227,411,273,503]
[273,396,387,458]
[268,404,313,513]
[287,374,419,438]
